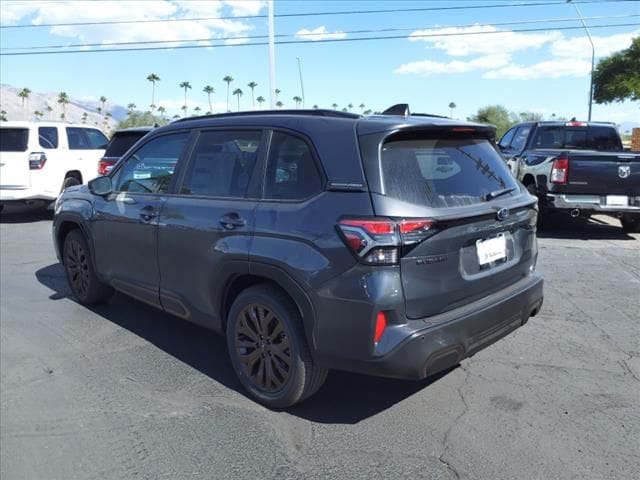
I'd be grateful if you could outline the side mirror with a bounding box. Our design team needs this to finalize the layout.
[88,176,112,196]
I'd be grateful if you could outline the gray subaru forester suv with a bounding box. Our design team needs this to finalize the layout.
[53,105,543,407]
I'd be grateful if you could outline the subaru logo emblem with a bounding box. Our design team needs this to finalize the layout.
[497,208,509,221]
[618,165,631,179]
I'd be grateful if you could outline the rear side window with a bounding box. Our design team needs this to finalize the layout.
[39,127,58,149]
[104,132,149,157]
[0,128,29,151]
[85,129,108,149]
[181,130,261,198]
[264,132,323,200]
[533,126,621,151]
[381,138,518,208]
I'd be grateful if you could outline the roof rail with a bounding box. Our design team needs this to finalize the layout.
[172,109,360,123]
[411,113,450,119]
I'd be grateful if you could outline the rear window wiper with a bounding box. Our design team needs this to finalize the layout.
[484,187,516,201]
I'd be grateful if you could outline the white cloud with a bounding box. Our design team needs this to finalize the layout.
[394,54,510,76]
[408,24,561,56]
[295,26,347,42]
[483,58,591,80]
[550,31,640,58]
[2,0,264,46]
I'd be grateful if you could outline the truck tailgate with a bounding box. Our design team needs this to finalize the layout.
[555,152,640,196]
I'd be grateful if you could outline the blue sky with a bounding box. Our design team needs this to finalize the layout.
[1,0,638,123]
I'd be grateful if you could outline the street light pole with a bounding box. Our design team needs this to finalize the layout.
[268,0,276,109]
[296,57,306,108]
[568,0,595,121]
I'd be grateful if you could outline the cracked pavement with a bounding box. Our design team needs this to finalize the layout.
[1,209,638,480]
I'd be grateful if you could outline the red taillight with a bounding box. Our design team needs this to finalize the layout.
[337,217,435,265]
[374,311,387,344]
[28,152,47,170]
[98,159,115,176]
[451,127,476,132]
[550,155,569,184]
[565,121,587,127]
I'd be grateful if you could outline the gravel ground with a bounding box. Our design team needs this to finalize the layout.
[1,207,638,480]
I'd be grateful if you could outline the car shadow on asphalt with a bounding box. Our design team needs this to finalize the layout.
[0,206,53,223]
[35,262,449,424]
[537,214,636,241]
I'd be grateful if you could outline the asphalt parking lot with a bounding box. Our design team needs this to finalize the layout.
[1,208,638,480]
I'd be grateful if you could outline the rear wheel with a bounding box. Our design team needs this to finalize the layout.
[61,176,80,192]
[226,284,327,408]
[63,229,113,304]
[620,214,640,233]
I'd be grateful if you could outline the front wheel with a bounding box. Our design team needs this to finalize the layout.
[63,229,113,304]
[620,214,640,233]
[226,284,328,408]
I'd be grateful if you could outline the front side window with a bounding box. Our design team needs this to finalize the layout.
[114,132,189,194]
[39,127,59,149]
[510,126,531,152]
[381,137,518,208]
[264,132,323,200]
[498,127,516,149]
[181,130,261,198]
[0,128,29,151]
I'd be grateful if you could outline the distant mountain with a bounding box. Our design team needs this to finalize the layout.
[0,84,123,130]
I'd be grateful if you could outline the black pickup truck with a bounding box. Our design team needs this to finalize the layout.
[498,120,640,232]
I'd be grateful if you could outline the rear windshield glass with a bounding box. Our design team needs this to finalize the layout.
[104,132,149,157]
[381,138,518,208]
[0,128,29,152]
[533,126,621,151]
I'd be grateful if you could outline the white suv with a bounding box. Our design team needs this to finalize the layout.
[0,121,109,210]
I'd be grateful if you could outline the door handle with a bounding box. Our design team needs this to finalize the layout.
[139,205,158,222]
[220,213,246,229]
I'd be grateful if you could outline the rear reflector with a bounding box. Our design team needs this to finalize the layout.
[28,152,47,170]
[374,312,387,344]
[550,156,569,184]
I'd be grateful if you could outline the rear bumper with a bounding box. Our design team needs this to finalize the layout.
[546,193,640,213]
[325,273,543,380]
[0,187,57,202]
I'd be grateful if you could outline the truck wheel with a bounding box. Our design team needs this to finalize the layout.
[226,284,328,408]
[63,229,113,304]
[526,183,544,229]
[61,176,80,192]
[620,214,640,233]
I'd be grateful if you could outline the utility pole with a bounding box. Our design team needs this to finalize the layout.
[268,0,276,109]
[296,57,306,109]
[568,0,594,121]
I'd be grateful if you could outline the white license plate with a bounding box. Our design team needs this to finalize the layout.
[476,234,507,266]
[606,195,628,207]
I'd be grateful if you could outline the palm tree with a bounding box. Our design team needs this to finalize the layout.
[147,73,160,110]
[99,96,107,119]
[276,100,283,109]
[203,85,214,113]
[179,81,192,110]
[33,110,43,120]
[45,104,53,120]
[232,88,243,111]
[127,103,136,115]
[247,81,258,108]
[363,109,372,115]
[17,88,31,120]
[194,106,202,116]
[293,96,302,108]
[181,105,188,114]
[331,103,338,110]
[347,103,353,112]
[312,104,318,109]
[0,110,6,122]
[223,76,234,112]
[275,88,281,101]
[96,107,102,116]
[256,96,265,109]
[359,103,365,113]
[57,92,69,120]
[448,101,456,118]
[172,114,180,120]
[81,112,88,124]
[157,106,166,119]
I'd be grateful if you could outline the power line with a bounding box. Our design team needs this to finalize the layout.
[0,0,626,29]
[2,14,638,52]
[1,22,636,56]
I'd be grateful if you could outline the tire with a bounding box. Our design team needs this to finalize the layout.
[62,229,113,305]
[620,214,640,233]
[226,284,328,408]
[61,176,80,192]
[526,183,544,229]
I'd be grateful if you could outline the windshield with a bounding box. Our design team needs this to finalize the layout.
[381,138,518,208]
[104,132,149,157]
[0,128,29,152]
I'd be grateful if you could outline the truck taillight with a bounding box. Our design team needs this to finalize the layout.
[550,155,569,184]
[28,152,47,170]
[337,217,435,265]
[98,159,115,176]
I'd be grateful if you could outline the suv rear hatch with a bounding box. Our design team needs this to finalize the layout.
[0,127,30,188]
[359,126,538,319]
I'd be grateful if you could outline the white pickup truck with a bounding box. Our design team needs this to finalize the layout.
[0,121,109,211]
